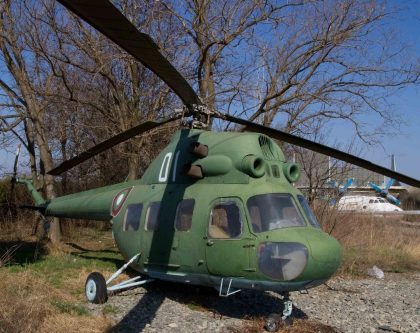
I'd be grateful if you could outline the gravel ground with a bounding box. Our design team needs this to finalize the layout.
[87,272,420,333]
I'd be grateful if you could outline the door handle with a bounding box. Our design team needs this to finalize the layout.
[207,240,214,246]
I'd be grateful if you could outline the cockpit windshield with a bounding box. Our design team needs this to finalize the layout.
[247,194,305,232]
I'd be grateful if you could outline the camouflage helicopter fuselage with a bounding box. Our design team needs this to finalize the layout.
[27,129,341,293]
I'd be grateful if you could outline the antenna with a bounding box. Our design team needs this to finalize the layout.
[391,154,401,186]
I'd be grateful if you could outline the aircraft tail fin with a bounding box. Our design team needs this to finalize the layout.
[16,179,47,206]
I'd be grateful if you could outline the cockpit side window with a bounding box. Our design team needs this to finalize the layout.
[208,201,242,239]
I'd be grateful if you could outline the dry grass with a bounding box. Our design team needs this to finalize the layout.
[317,206,420,275]
[0,243,21,267]
[0,263,113,333]
[0,221,118,333]
[229,317,338,333]
[0,271,51,333]
[1,208,419,332]
[0,269,113,333]
[40,313,112,333]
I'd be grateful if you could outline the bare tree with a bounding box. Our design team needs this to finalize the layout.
[0,0,61,242]
[1,0,419,241]
[163,0,419,195]
[161,0,305,112]
[243,1,419,139]
[27,0,182,181]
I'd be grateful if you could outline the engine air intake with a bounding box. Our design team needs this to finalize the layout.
[283,162,300,183]
[241,155,266,178]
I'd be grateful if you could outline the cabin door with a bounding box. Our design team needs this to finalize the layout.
[205,198,253,277]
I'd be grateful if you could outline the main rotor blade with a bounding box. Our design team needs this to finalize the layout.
[48,114,182,176]
[220,114,420,188]
[57,0,201,108]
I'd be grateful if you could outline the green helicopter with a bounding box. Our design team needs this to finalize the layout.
[14,1,420,330]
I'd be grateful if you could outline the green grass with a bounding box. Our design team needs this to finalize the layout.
[52,299,89,316]
[186,302,204,311]
[6,249,123,288]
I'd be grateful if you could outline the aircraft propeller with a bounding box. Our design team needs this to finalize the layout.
[328,178,354,195]
[369,179,401,206]
[326,178,353,205]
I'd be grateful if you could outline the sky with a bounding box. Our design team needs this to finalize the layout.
[326,0,420,181]
[1,0,420,183]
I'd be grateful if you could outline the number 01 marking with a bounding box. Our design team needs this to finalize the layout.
[159,152,173,182]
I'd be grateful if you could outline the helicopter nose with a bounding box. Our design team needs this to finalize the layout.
[306,230,342,280]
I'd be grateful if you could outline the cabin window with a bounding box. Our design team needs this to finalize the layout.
[297,195,320,228]
[145,202,161,231]
[175,199,195,231]
[271,165,280,178]
[247,194,305,232]
[123,204,143,231]
[208,200,242,239]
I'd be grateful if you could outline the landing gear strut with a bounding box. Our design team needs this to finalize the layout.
[84,253,154,304]
[264,292,294,332]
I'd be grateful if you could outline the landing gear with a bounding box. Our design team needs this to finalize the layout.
[85,272,108,304]
[265,314,280,332]
[84,253,154,304]
[264,292,294,332]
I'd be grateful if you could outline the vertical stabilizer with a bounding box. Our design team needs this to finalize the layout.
[16,179,46,206]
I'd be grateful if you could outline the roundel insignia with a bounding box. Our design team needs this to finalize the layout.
[111,187,133,217]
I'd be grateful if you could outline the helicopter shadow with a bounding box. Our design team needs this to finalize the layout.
[65,242,118,254]
[0,240,47,265]
[66,242,126,270]
[107,281,307,332]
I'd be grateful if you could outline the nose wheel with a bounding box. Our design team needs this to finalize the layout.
[85,272,108,304]
[264,292,294,332]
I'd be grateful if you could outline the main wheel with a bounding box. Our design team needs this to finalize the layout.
[265,314,280,332]
[85,272,108,304]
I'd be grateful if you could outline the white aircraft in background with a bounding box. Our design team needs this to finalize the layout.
[337,195,402,212]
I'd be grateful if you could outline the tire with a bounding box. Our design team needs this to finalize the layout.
[265,314,280,332]
[85,272,108,304]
